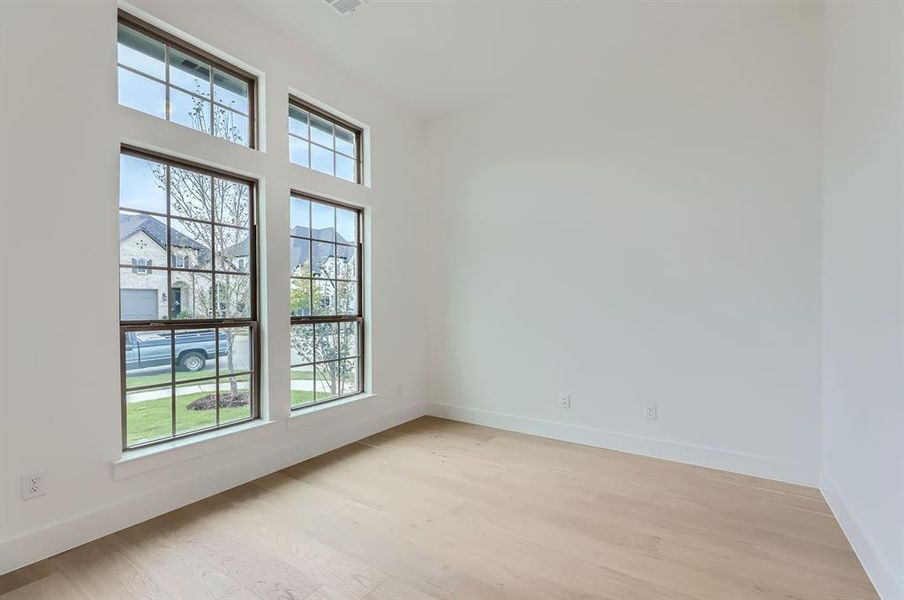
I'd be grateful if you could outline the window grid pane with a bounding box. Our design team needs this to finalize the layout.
[288,100,362,184]
[123,324,256,448]
[117,19,254,147]
[119,155,253,322]
[290,195,362,409]
[120,148,258,450]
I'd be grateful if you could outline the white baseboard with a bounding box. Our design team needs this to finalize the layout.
[820,470,903,600]
[0,404,426,575]
[427,403,819,486]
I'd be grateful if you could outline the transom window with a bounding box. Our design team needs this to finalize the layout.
[119,147,258,449]
[289,98,362,183]
[117,12,256,147]
[289,194,363,408]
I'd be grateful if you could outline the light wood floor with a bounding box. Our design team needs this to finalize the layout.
[1,417,877,600]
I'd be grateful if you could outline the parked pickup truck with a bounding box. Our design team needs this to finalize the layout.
[124,330,228,372]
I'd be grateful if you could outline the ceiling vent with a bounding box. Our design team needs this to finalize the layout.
[323,0,367,16]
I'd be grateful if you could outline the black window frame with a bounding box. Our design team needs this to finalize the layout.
[288,96,363,184]
[119,145,260,451]
[289,192,365,409]
[117,10,258,149]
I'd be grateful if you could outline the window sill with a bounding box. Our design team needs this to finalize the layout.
[113,419,278,480]
[288,392,377,429]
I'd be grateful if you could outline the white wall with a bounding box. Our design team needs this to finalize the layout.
[821,2,904,598]
[0,0,429,573]
[425,1,825,485]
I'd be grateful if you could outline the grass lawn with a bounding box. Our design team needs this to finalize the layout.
[289,389,350,409]
[129,363,308,389]
[127,390,251,446]
[291,389,317,408]
[125,366,219,389]
[128,381,325,445]
[126,369,180,388]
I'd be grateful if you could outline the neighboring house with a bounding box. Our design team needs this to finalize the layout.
[288,226,356,316]
[288,226,355,278]
[119,213,208,320]
[121,219,354,320]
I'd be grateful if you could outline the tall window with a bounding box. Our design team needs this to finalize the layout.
[289,194,363,408]
[119,147,258,449]
[117,12,256,147]
[288,98,362,183]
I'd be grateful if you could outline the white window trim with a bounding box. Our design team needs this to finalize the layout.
[113,418,278,480]
[288,87,371,188]
[288,392,377,429]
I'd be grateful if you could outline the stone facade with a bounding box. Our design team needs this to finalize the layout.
[120,229,207,320]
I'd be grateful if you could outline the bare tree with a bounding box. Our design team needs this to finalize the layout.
[151,96,250,399]
[290,255,358,398]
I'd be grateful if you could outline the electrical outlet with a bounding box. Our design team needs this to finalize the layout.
[560,394,571,409]
[644,404,658,420]
[21,473,45,500]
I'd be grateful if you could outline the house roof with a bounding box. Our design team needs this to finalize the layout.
[121,216,353,274]
[119,213,208,251]
[288,226,355,276]
[289,226,352,246]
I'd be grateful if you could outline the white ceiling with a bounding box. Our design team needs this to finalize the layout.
[241,0,777,119]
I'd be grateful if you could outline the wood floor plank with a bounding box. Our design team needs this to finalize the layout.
[0,562,86,600]
[1,417,878,599]
[217,484,389,600]
[52,537,174,600]
[364,576,443,600]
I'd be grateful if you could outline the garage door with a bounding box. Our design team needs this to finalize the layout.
[121,289,159,321]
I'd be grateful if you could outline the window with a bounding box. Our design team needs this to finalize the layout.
[132,258,152,274]
[289,194,363,408]
[117,12,256,147]
[119,147,258,449]
[288,98,362,183]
